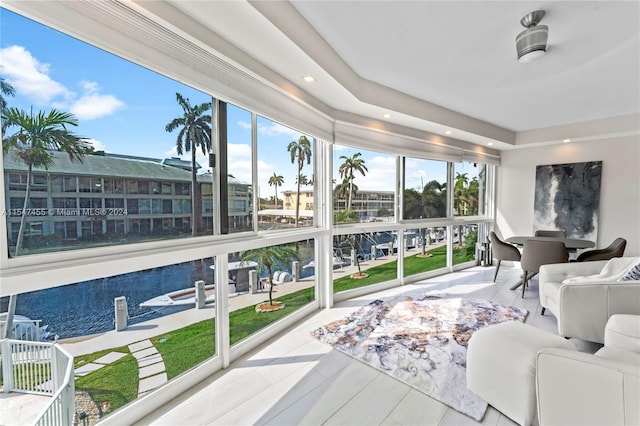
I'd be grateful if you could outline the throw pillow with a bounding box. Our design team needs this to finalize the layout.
[620,263,640,281]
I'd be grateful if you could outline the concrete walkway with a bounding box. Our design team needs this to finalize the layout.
[129,339,168,396]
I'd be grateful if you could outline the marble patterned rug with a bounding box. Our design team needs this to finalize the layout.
[310,292,528,421]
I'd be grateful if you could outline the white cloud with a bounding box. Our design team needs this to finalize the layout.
[0,47,124,120]
[69,81,124,120]
[0,45,72,104]
[70,93,124,120]
[258,121,302,138]
[350,155,396,191]
[237,120,251,129]
[85,138,108,152]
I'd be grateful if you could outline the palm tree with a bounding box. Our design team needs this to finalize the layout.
[296,174,311,186]
[334,177,359,221]
[287,135,312,227]
[338,152,368,210]
[165,93,212,237]
[2,107,91,255]
[454,172,471,245]
[240,245,299,307]
[1,78,16,133]
[2,107,91,339]
[268,173,284,209]
[422,179,447,218]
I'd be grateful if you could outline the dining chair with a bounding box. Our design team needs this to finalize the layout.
[534,229,566,238]
[520,239,568,298]
[489,231,522,282]
[575,237,627,262]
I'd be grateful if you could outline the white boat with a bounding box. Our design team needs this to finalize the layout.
[139,261,258,315]
[139,284,243,315]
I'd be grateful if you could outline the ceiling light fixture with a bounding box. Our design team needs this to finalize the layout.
[487,142,494,146]
[303,75,315,82]
[383,113,392,119]
[563,139,571,143]
[445,130,452,135]
[516,10,549,62]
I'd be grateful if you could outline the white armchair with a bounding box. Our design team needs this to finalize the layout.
[536,314,640,426]
[539,258,640,343]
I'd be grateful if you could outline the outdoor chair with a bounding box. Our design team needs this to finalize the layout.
[534,229,566,238]
[490,231,522,283]
[520,239,568,298]
[575,237,626,262]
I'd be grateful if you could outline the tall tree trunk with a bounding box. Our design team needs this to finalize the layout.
[191,148,197,237]
[15,164,33,256]
[274,185,278,209]
[347,178,353,211]
[266,264,274,305]
[295,164,302,227]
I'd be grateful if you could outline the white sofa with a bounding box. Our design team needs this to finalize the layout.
[539,258,640,343]
[467,315,640,426]
[536,314,640,426]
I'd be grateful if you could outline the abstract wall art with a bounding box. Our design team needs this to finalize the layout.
[533,161,602,241]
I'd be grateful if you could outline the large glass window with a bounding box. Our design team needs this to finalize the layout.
[0,257,218,418]
[333,145,395,224]
[403,158,447,219]
[402,226,449,278]
[453,223,479,266]
[256,116,314,230]
[332,230,399,292]
[453,161,485,217]
[1,9,215,256]
[229,239,316,344]
[224,104,253,233]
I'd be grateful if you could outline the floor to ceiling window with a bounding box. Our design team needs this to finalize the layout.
[257,116,315,230]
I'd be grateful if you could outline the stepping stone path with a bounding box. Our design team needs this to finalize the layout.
[73,339,168,397]
[128,339,168,396]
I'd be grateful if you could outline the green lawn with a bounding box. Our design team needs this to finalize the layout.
[74,346,138,415]
[333,244,474,292]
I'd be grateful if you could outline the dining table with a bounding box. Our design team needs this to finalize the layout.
[504,235,595,290]
[505,236,596,250]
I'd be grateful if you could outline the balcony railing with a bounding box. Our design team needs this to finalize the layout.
[1,339,75,425]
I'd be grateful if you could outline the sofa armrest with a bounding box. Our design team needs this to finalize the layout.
[540,260,608,283]
[536,348,640,426]
[606,314,640,353]
[557,281,640,343]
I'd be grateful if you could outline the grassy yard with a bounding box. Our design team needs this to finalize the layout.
[74,346,138,415]
[334,244,474,292]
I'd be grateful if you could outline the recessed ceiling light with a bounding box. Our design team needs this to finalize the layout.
[487,142,494,146]
[445,130,452,135]
[383,113,392,119]
[563,139,571,143]
[303,75,315,82]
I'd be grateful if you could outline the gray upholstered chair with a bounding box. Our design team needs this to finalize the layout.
[534,229,566,238]
[490,231,521,283]
[520,239,568,298]
[576,237,626,262]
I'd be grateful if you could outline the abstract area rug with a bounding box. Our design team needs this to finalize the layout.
[310,293,528,421]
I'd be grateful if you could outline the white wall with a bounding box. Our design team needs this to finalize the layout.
[496,135,640,257]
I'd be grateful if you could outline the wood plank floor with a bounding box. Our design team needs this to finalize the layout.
[135,264,601,426]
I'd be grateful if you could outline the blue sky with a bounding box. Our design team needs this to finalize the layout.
[1,8,471,198]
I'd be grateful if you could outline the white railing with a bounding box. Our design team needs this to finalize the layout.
[1,339,75,425]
